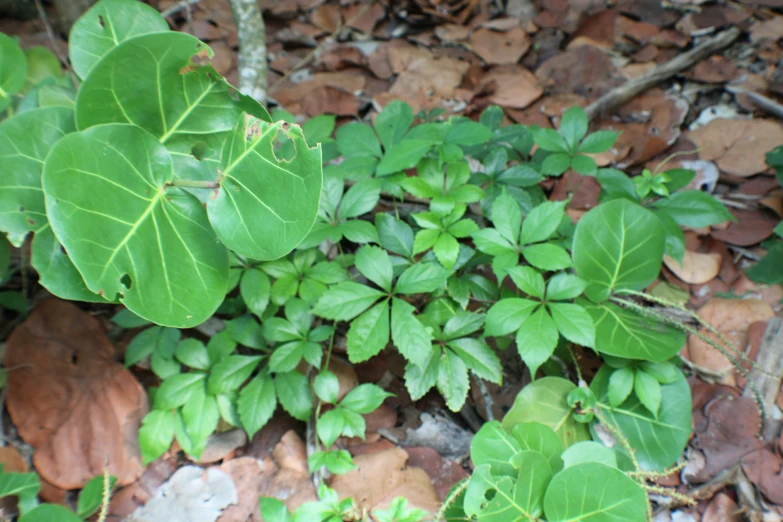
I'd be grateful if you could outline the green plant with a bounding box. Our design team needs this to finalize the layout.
[2,2,752,519]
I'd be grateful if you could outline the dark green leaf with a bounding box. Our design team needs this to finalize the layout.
[560,106,588,150]
[207,355,262,395]
[607,366,634,407]
[516,307,558,378]
[634,368,662,416]
[339,179,380,219]
[155,372,206,410]
[77,474,118,519]
[346,299,390,363]
[391,298,433,368]
[238,374,277,439]
[275,371,312,421]
[241,269,271,318]
[485,298,538,337]
[375,100,413,149]
[394,262,448,294]
[312,281,384,321]
[376,213,414,258]
[652,190,734,228]
[376,140,433,176]
[355,245,393,292]
[522,243,572,271]
[139,410,175,464]
[549,302,595,348]
[337,122,381,158]
[447,338,501,383]
[578,130,619,154]
[19,505,83,522]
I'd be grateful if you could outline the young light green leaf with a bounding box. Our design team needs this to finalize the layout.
[608,366,634,407]
[404,350,440,400]
[571,154,598,175]
[0,33,26,112]
[312,281,384,321]
[241,269,271,318]
[545,274,587,301]
[18,505,83,522]
[520,200,566,245]
[0,470,40,515]
[394,262,448,294]
[337,122,381,158]
[317,409,345,448]
[470,421,521,477]
[340,383,393,414]
[77,474,118,519]
[522,243,572,271]
[207,355,262,395]
[376,213,414,258]
[640,361,682,384]
[561,441,617,469]
[433,232,460,270]
[339,179,380,219]
[314,370,340,404]
[376,140,433,176]
[275,371,312,421]
[391,298,434,368]
[485,298,538,337]
[532,128,569,153]
[490,190,522,245]
[446,338,501,384]
[442,311,485,340]
[507,266,545,298]
[548,302,595,348]
[269,341,309,373]
[155,372,206,410]
[375,100,413,149]
[139,410,175,464]
[260,498,293,522]
[541,153,571,176]
[634,368,662,417]
[346,299,390,364]
[355,245,393,292]
[238,374,277,439]
[559,106,588,150]
[516,307,558,378]
[510,422,565,473]
[578,130,619,153]
[181,387,220,449]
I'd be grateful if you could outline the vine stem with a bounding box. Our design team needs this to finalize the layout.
[167,179,219,189]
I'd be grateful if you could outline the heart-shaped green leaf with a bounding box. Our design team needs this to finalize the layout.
[69,0,170,80]
[43,124,229,327]
[208,117,322,260]
[573,199,664,302]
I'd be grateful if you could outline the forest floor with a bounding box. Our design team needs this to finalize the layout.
[1,0,783,521]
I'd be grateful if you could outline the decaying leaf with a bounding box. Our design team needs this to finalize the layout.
[688,119,783,177]
[470,27,531,65]
[4,300,147,489]
[329,447,440,514]
[663,251,722,284]
[685,298,774,385]
[478,64,543,109]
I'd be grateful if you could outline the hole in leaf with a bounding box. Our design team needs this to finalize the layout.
[70,352,78,365]
[120,274,132,290]
[191,141,208,161]
[97,14,105,28]
[18,205,24,212]
[272,130,296,162]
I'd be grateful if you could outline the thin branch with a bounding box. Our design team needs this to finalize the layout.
[34,0,70,72]
[228,0,268,104]
[161,0,201,18]
[585,26,741,120]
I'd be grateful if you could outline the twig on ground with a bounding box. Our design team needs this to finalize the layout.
[726,86,783,119]
[33,0,70,72]
[161,0,201,18]
[741,318,783,441]
[228,0,268,103]
[584,26,741,120]
[475,379,495,422]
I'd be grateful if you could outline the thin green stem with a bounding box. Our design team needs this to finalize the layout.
[167,179,219,189]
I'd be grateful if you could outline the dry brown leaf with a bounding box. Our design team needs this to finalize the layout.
[310,3,341,33]
[329,448,440,514]
[750,16,783,42]
[196,429,247,464]
[4,300,147,489]
[388,44,469,100]
[470,27,531,65]
[663,251,722,284]
[711,208,779,247]
[686,298,774,385]
[435,24,471,43]
[329,356,358,403]
[536,44,626,100]
[741,449,783,504]
[703,493,741,522]
[404,446,469,500]
[683,55,739,83]
[478,64,543,109]
[688,119,783,177]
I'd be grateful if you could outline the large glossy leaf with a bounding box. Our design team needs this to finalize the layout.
[573,199,664,302]
[0,106,74,245]
[43,124,229,327]
[590,365,692,471]
[31,226,103,302]
[583,301,685,361]
[0,33,26,112]
[208,117,322,260]
[502,377,590,448]
[75,31,270,182]
[69,0,170,80]
[543,463,647,521]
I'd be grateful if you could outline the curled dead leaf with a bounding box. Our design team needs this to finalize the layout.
[4,300,147,489]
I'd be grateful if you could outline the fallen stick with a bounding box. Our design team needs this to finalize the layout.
[741,317,783,441]
[585,26,742,120]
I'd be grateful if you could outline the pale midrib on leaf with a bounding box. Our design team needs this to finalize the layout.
[98,189,165,280]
